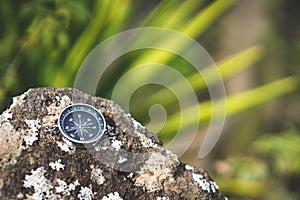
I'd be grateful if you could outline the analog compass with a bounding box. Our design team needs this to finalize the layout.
[58,103,106,143]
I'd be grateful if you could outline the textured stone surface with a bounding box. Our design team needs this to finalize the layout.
[0,88,227,200]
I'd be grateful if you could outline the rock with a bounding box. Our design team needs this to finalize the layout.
[0,88,227,200]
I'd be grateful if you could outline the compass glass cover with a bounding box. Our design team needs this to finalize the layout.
[58,104,106,143]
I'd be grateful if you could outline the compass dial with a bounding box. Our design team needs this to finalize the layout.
[58,104,106,143]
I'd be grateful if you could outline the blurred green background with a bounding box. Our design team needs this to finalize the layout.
[1,0,300,199]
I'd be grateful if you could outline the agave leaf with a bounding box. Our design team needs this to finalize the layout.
[140,0,179,27]
[141,0,204,29]
[181,0,236,37]
[159,76,298,140]
[144,45,264,107]
[99,0,133,40]
[52,0,112,86]
[126,0,237,83]
[105,1,238,116]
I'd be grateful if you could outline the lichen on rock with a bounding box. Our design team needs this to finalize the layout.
[134,151,178,192]
[0,88,227,199]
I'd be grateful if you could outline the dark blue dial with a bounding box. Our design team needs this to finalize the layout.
[58,104,106,143]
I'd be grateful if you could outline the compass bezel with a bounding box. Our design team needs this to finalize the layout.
[58,103,106,143]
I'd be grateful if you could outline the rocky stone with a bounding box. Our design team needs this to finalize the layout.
[0,88,227,200]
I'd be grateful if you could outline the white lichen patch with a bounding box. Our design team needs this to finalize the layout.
[0,110,13,123]
[134,152,179,192]
[16,193,24,199]
[185,165,194,171]
[23,167,53,200]
[69,180,80,191]
[127,173,134,179]
[55,179,68,193]
[135,132,158,148]
[93,137,111,152]
[42,95,71,126]
[102,192,123,200]
[111,137,122,151]
[0,91,37,167]
[117,156,127,164]
[210,181,219,193]
[132,117,158,149]
[132,118,143,130]
[192,173,219,193]
[157,197,170,200]
[0,122,22,167]
[25,119,41,134]
[165,149,179,162]
[47,95,71,115]
[100,146,108,151]
[55,179,80,196]
[10,91,28,110]
[90,165,105,185]
[22,132,38,146]
[93,145,101,151]
[77,186,93,200]
[106,124,116,136]
[23,119,41,146]
[56,137,76,154]
[49,159,65,171]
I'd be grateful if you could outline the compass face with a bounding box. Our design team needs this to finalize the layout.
[58,104,106,143]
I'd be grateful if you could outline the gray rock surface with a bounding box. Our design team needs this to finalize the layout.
[0,88,227,200]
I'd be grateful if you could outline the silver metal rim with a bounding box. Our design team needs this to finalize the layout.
[57,103,106,143]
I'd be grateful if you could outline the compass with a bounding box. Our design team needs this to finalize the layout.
[58,103,106,143]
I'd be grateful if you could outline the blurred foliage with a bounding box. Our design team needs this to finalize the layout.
[216,129,300,200]
[255,130,300,176]
[1,0,300,199]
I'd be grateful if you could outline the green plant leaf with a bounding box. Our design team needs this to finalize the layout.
[127,0,237,79]
[51,0,112,87]
[145,45,264,107]
[159,76,299,140]
[141,0,204,29]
